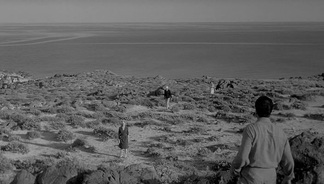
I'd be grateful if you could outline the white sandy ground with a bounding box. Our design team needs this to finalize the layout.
[0,96,323,171]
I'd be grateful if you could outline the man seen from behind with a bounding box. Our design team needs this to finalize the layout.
[230,96,294,184]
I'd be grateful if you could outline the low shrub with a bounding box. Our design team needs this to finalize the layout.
[56,129,75,142]
[304,113,324,121]
[26,131,41,140]
[93,126,117,141]
[138,98,154,108]
[71,138,87,148]
[0,154,14,173]
[1,142,29,154]
[102,100,117,108]
[181,96,195,102]
[7,135,21,142]
[112,105,127,113]
[180,113,197,122]
[54,106,75,114]
[39,116,61,122]
[76,111,95,119]
[20,119,41,130]
[197,115,210,123]
[91,112,105,119]
[66,115,85,128]
[101,118,120,126]
[56,113,70,121]
[207,106,217,112]
[291,101,307,110]
[0,110,10,119]
[27,108,42,116]
[84,102,106,112]
[171,105,181,113]
[183,103,196,110]
[49,120,66,130]
[145,147,163,157]
[85,120,101,129]
[278,112,296,118]
[13,158,55,175]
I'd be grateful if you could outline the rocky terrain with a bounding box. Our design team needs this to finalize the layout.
[0,70,324,184]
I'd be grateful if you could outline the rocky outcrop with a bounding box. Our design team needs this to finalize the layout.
[10,170,35,184]
[37,164,78,184]
[82,167,120,184]
[289,131,324,184]
[11,163,160,184]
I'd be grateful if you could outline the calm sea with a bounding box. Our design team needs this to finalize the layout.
[0,22,324,79]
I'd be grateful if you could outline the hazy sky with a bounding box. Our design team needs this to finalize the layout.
[0,0,324,23]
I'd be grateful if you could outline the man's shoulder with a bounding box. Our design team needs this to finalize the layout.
[243,123,258,137]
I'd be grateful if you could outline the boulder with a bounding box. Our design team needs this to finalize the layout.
[11,170,35,184]
[289,131,324,184]
[82,167,119,184]
[37,164,78,184]
[123,164,159,184]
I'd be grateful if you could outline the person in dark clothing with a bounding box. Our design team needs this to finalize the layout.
[118,121,129,158]
[164,86,172,109]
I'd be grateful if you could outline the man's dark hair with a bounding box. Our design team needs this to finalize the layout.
[255,96,273,117]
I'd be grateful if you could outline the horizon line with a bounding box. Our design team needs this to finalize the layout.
[1,21,324,25]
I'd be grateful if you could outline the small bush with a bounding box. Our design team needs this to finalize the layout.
[101,118,120,126]
[13,158,55,175]
[56,129,75,142]
[197,115,210,123]
[26,131,41,140]
[1,142,29,154]
[71,138,87,148]
[181,96,195,102]
[66,115,85,128]
[112,105,126,113]
[304,113,324,121]
[54,106,75,114]
[0,154,14,173]
[208,106,217,112]
[85,120,101,129]
[138,98,154,108]
[27,108,42,116]
[39,116,61,122]
[171,105,181,113]
[291,101,307,110]
[84,102,106,112]
[91,112,105,119]
[7,135,21,142]
[49,120,66,130]
[20,119,41,130]
[183,103,196,110]
[93,126,117,141]
[278,112,296,118]
[76,111,95,119]
[56,113,70,121]
[145,147,163,157]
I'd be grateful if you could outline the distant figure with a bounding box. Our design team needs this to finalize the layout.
[118,121,129,158]
[228,96,294,184]
[164,86,172,110]
[210,82,215,95]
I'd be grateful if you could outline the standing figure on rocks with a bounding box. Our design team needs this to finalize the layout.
[210,82,215,95]
[164,86,172,110]
[228,96,294,184]
[118,121,129,158]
